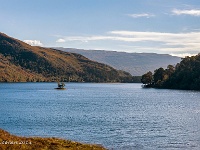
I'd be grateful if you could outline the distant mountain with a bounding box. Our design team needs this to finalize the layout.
[55,48,181,76]
[0,33,134,82]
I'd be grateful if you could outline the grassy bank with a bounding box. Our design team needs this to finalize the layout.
[0,129,106,150]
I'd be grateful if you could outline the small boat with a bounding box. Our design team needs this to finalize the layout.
[55,82,66,90]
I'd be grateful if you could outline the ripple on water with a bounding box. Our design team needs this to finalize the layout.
[0,83,200,150]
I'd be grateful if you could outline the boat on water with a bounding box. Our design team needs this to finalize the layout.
[55,82,66,90]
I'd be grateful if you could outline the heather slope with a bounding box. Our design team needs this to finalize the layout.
[0,33,134,82]
[0,129,106,150]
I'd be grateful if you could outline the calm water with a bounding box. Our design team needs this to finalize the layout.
[0,83,200,150]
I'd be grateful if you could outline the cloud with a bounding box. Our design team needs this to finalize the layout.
[172,9,200,16]
[56,36,116,43]
[56,38,66,43]
[23,40,43,46]
[55,30,200,57]
[127,13,155,18]
[170,53,197,58]
[109,31,200,54]
[109,30,200,43]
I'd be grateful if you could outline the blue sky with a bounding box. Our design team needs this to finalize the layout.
[1,0,200,57]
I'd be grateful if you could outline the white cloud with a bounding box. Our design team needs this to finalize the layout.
[172,9,200,16]
[127,13,155,18]
[56,38,66,43]
[55,30,200,57]
[65,36,113,41]
[170,53,197,58]
[23,40,43,46]
[109,31,200,44]
[109,31,200,55]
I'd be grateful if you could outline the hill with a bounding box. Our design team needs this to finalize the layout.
[55,48,181,76]
[0,129,106,150]
[0,33,134,82]
[141,53,200,90]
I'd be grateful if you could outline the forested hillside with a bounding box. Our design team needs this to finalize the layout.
[141,54,200,90]
[0,33,135,82]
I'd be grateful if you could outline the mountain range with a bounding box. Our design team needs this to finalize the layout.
[55,48,181,76]
[0,33,134,82]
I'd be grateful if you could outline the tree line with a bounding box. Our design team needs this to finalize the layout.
[141,53,200,90]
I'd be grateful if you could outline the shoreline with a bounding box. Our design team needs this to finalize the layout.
[0,129,106,150]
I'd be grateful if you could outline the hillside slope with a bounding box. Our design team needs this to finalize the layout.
[56,48,181,76]
[0,33,134,82]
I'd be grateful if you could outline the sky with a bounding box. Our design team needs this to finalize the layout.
[0,0,200,57]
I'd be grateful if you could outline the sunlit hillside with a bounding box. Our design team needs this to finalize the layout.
[0,33,134,82]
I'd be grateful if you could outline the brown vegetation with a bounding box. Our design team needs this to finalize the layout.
[0,32,134,82]
[0,54,46,82]
[0,129,106,150]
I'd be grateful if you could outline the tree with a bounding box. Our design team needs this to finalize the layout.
[166,65,175,76]
[141,71,153,85]
[153,67,166,87]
